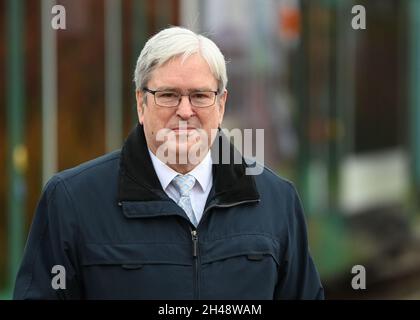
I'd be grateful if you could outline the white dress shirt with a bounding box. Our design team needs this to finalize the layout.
[148,149,213,225]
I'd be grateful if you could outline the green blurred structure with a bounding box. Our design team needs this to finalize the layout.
[4,0,25,299]
[409,0,420,201]
[297,0,420,282]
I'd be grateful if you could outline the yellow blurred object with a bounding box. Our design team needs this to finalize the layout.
[13,145,28,174]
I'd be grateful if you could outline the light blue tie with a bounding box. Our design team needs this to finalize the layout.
[172,174,198,227]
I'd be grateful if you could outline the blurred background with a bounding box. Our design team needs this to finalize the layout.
[1,0,420,299]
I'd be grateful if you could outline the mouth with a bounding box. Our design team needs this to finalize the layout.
[171,127,197,132]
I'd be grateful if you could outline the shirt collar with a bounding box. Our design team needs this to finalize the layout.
[148,148,213,192]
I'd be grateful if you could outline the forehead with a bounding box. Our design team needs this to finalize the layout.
[148,54,218,89]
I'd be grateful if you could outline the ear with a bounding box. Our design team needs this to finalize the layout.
[217,89,228,126]
[136,90,145,125]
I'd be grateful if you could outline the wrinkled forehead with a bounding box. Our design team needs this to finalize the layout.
[148,54,218,89]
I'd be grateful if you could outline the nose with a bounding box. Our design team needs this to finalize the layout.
[176,96,195,119]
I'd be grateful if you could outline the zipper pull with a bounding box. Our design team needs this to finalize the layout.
[191,230,198,257]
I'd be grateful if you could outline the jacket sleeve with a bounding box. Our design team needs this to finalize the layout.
[274,184,324,300]
[13,176,83,299]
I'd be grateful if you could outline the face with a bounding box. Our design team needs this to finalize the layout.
[136,53,227,165]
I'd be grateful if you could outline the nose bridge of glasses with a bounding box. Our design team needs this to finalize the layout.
[177,93,195,109]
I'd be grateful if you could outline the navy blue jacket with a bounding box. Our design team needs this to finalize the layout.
[14,125,324,299]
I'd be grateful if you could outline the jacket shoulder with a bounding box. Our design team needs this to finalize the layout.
[253,163,298,197]
[47,150,121,189]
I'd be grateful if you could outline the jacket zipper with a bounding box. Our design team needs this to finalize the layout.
[190,228,199,299]
[188,199,259,299]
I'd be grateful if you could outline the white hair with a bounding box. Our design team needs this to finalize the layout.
[133,26,228,93]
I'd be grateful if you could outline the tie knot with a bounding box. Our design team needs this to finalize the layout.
[172,174,196,197]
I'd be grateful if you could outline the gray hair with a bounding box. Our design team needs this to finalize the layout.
[134,26,228,93]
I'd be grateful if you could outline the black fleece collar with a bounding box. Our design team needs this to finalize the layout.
[118,124,260,208]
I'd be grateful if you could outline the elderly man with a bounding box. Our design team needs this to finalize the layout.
[14,27,323,299]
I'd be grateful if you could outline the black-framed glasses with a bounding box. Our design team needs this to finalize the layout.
[143,87,218,108]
